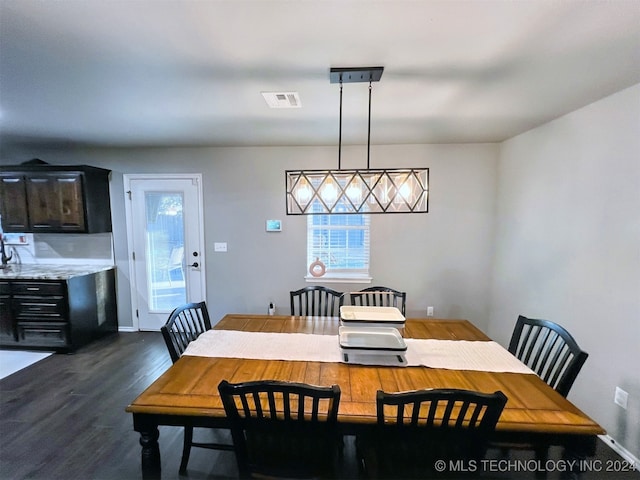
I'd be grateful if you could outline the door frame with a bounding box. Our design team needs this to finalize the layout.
[123,173,206,331]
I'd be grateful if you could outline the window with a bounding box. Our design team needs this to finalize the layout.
[306,202,370,282]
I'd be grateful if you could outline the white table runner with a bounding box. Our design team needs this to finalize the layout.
[183,330,534,374]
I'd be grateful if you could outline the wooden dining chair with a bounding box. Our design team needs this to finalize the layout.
[508,315,588,398]
[497,315,589,468]
[357,388,507,479]
[218,379,342,479]
[350,286,407,316]
[160,302,235,473]
[290,286,343,316]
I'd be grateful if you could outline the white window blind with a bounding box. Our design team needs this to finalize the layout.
[306,203,370,281]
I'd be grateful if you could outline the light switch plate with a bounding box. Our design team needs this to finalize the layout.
[615,387,628,409]
[214,242,227,252]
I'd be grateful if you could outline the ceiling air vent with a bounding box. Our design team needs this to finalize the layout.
[261,92,301,108]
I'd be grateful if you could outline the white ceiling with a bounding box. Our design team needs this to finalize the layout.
[1,0,639,148]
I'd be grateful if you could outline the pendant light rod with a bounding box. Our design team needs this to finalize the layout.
[338,80,343,170]
[367,80,372,169]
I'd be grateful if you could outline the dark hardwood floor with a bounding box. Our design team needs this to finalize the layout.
[0,331,637,480]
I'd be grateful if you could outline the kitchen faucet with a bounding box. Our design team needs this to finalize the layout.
[0,235,13,268]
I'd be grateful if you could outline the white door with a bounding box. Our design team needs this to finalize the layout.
[124,174,206,331]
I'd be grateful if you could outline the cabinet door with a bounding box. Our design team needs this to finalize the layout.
[26,173,86,232]
[0,294,18,343]
[55,173,86,231]
[0,174,29,231]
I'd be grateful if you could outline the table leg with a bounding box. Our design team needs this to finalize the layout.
[561,448,583,480]
[134,415,161,479]
[560,436,597,480]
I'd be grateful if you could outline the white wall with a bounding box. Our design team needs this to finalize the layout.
[1,143,498,332]
[490,84,640,458]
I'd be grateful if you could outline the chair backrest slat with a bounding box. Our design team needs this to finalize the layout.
[530,327,553,367]
[467,401,483,428]
[546,346,572,388]
[455,401,471,428]
[535,331,560,374]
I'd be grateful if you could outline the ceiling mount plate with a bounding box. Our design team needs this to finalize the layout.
[330,67,384,84]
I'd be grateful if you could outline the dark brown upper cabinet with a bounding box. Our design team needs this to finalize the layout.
[0,164,112,233]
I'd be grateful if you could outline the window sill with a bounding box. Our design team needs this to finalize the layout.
[305,274,372,284]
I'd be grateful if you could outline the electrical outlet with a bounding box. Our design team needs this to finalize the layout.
[427,306,434,317]
[614,387,628,409]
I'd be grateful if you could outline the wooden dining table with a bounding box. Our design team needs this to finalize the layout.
[126,314,604,478]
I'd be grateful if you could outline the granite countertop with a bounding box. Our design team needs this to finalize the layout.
[0,264,114,280]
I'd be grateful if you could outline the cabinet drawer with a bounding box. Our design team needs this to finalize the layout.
[11,282,65,296]
[0,282,10,295]
[17,322,68,346]
[12,297,66,318]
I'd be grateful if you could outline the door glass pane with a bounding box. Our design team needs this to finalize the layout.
[145,192,186,311]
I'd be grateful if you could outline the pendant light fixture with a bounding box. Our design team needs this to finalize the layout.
[286,66,429,215]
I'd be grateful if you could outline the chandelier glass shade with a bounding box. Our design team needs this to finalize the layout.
[285,66,429,215]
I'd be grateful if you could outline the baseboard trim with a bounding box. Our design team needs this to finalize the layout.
[599,434,639,471]
[118,326,137,332]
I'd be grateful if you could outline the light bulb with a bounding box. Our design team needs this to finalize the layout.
[321,179,338,203]
[399,182,412,200]
[295,179,312,204]
[346,183,362,202]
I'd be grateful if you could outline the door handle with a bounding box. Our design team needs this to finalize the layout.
[189,262,199,268]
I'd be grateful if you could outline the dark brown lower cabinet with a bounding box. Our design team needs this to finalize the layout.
[0,281,18,344]
[0,268,117,351]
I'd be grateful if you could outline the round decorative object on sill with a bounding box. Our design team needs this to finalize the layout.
[308,257,326,277]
